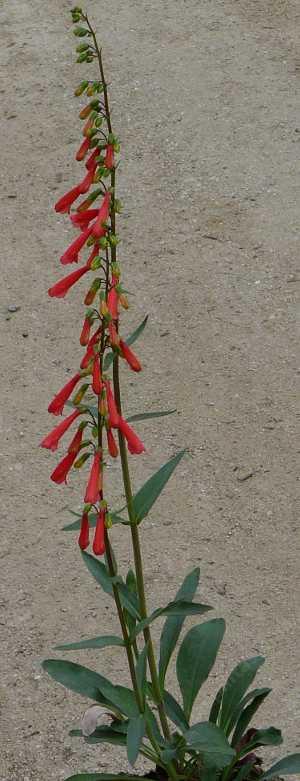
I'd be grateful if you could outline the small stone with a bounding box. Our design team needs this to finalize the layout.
[22,332,29,338]
[7,304,20,313]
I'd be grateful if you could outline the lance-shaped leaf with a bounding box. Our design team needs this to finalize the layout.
[97,679,139,718]
[71,726,127,746]
[42,660,113,707]
[162,689,189,732]
[184,721,235,769]
[261,754,300,779]
[209,687,223,725]
[231,687,272,746]
[237,726,282,758]
[127,715,145,765]
[54,635,124,651]
[103,315,148,371]
[159,567,200,686]
[136,644,148,704]
[81,552,140,619]
[126,409,176,423]
[131,450,186,524]
[219,656,265,734]
[130,600,211,641]
[177,619,225,720]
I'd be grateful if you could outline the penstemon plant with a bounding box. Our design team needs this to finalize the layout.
[41,8,300,781]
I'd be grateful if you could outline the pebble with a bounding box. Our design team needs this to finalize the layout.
[7,304,20,313]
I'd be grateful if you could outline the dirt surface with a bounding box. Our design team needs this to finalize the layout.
[1,1,299,779]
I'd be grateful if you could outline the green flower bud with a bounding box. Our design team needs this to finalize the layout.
[76,42,90,53]
[90,256,102,270]
[86,127,98,139]
[74,80,88,96]
[94,117,103,128]
[73,26,89,36]
[74,452,91,469]
[99,236,108,249]
[109,234,119,247]
[77,52,88,63]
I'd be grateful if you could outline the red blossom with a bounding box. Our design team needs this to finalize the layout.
[119,339,141,372]
[80,327,101,369]
[84,450,102,504]
[67,425,85,454]
[50,450,77,484]
[55,184,82,214]
[48,372,81,415]
[92,192,111,238]
[104,144,115,169]
[82,116,93,137]
[79,169,95,195]
[85,148,99,171]
[48,264,90,299]
[105,381,119,428]
[40,409,81,452]
[107,427,118,458]
[60,225,93,265]
[92,354,102,395]
[108,285,118,320]
[78,512,90,550]
[71,209,99,230]
[108,321,120,349]
[80,317,92,346]
[93,510,106,556]
[118,416,145,455]
[76,137,90,161]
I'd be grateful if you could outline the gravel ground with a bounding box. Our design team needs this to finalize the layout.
[0,1,299,780]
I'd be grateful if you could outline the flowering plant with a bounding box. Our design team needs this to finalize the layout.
[41,8,300,781]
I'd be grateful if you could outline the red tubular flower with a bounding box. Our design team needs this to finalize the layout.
[68,424,85,454]
[40,409,81,452]
[84,278,101,305]
[84,450,102,504]
[50,450,77,484]
[118,416,145,455]
[93,509,106,556]
[78,512,90,550]
[92,354,102,394]
[83,116,93,137]
[60,225,93,265]
[105,381,119,428]
[119,339,142,372]
[107,427,118,458]
[80,317,92,346]
[76,137,90,161]
[55,184,82,214]
[48,372,81,415]
[108,285,118,320]
[85,148,98,171]
[48,264,90,299]
[71,209,99,230]
[92,192,111,238]
[80,327,101,369]
[104,144,115,169]
[108,321,120,349]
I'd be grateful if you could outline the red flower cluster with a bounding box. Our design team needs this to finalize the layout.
[42,90,145,556]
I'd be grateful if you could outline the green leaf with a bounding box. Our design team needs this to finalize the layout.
[209,687,223,725]
[176,619,225,720]
[63,511,125,532]
[71,726,127,746]
[54,635,124,651]
[238,727,282,757]
[131,600,211,641]
[81,552,140,619]
[234,763,255,781]
[219,656,265,734]
[231,687,271,746]
[127,715,145,765]
[136,644,148,703]
[42,660,112,706]
[162,689,189,732]
[64,775,143,781]
[97,679,139,718]
[103,315,148,370]
[159,567,200,686]
[132,450,186,524]
[184,721,235,770]
[261,754,300,779]
[126,409,176,423]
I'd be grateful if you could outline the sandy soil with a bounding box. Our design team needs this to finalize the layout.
[0,1,299,779]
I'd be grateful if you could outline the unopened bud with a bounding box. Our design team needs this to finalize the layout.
[111,263,121,278]
[84,278,101,304]
[109,234,119,247]
[86,127,98,139]
[119,293,129,310]
[89,137,100,149]
[77,52,89,63]
[90,256,102,270]
[74,452,91,469]
[86,85,95,96]
[76,42,90,53]
[79,103,93,119]
[94,117,103,128]
[74,80,88,96]
[73,383,89,405]
[99,397,107,417]
[73,26,89,36]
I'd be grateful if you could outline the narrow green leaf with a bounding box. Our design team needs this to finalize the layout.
[127,715,145,765]
[162,689,189,732]
[71,726,127,746]
[103,316,148,371]
[116,582,141,619]
[176,619,225,720]
[132,450,186,524]
[209,687,223,725]
[219,656,265,734]
[81,551,114,595]
[98,679,139,718]
[64,775,142,781]
[126,409,176,423]
[261,754,300,779]
[231,687,271,746]
[237,727,282,757]
[42,660,111,706]
[131,600,211,641]
[159,567,200,686]
[136,644,148,703]
[184,721,235,769]
[54,635,124,651]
